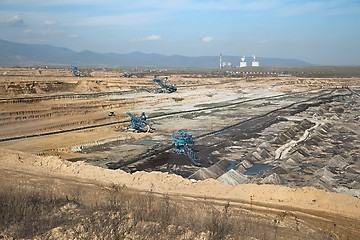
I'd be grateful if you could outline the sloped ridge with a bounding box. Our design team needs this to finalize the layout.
[189,159,230,180]
[189,92,359,197]
[217,169,249,185]
[260,173,284,185]
[327,155,348,169]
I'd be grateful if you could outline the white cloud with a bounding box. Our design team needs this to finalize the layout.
[0,15,25,26]
[131,34,162,42]
[70,34,79,38]
[202,36,213,43]
[44,20,57,26]
[145,35,161,41]
[23,28,62,36]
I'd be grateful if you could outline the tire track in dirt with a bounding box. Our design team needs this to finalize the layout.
[176,194,359,239]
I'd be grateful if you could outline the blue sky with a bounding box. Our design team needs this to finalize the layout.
[0,0,360,65]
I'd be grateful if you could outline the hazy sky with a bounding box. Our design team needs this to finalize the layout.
[1,0,360,65]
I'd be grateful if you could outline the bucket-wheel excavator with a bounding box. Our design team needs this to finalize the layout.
[126,112,152,133]
[152,75,177,93]
[172,130,200,166]
[70,65,90,77]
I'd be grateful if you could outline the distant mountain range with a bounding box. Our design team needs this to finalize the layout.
[0,39,313,68]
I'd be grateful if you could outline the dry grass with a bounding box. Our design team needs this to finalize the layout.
[0,184,338,240]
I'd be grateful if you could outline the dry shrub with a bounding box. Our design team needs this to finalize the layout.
[0,184,340,240]
[208,202,232,240]
[0,186,76,238]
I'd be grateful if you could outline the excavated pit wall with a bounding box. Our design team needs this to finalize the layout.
[110,88,360,197]
[1,68,359,198]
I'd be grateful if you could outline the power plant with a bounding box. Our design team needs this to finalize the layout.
[252,55,259,67]
[219,54,260,68]
[240,56,247,68]
[219,53,223,68]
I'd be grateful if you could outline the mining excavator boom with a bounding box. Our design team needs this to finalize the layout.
[172,130,200,166]
[152,75,177,93]
[71,65,81,76]
[126,112,151,133]
[70,65,90,77]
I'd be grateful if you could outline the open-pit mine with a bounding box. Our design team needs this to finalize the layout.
[0,66,359,239]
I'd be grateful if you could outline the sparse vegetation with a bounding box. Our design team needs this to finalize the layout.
[0,184,341,240]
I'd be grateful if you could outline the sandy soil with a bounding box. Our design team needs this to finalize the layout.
[0,148,359,238]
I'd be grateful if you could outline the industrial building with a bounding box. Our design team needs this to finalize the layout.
[219,54,260,68]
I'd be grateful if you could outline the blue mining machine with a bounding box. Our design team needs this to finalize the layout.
[70,65,89,77]
[71,65,81,76]
[152,75,177,93]
[126,112,152,133]
[171,130,201,166]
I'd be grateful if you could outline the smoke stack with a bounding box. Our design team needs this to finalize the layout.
[220,53,222,68]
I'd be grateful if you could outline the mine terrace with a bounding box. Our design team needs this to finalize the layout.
[0,66,359,199]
